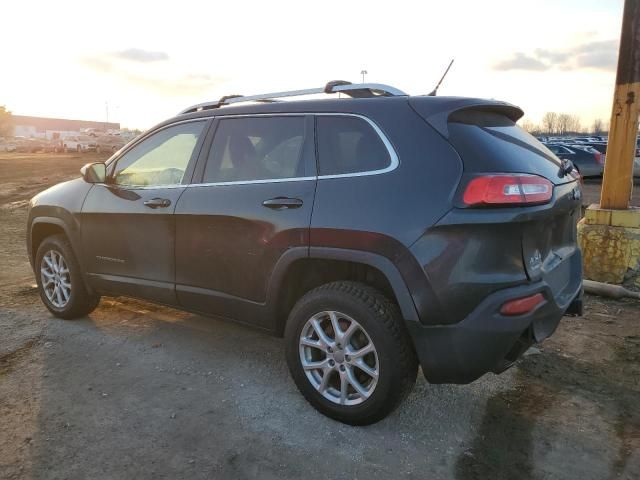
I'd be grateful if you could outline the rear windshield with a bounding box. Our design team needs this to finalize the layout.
[448,111,567,185]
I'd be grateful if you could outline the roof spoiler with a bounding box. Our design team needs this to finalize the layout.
[409,97,524,138]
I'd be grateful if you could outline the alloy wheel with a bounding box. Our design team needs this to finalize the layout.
[40,250,71,308]
[299,310,379,406]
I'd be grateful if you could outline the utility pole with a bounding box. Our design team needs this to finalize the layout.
[600,0,640,209]
[361,69,368,83]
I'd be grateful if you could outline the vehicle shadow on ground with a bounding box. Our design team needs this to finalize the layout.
[24,298,486,479]
[22,298,640,479]
[454,342,640,480]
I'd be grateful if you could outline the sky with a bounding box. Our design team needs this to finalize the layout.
[0,0,625,130]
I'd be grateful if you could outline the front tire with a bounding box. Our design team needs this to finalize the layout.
[35,234,100,319]
[285,281,418,425]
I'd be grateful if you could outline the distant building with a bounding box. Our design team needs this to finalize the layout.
[12,115,120,140]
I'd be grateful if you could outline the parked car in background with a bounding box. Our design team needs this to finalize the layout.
[586,142,607,154]
[544,143,604,177]
[0,138,17,152]
[14,137,48,153]
[95,135,126,154]
[570,136,602,143]
[580,142,640,177]
[62,135,97,153]
[43,139,64,153]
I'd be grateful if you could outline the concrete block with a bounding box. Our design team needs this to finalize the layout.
[577,205,640,286]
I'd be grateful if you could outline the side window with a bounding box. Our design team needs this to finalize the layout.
[113,121,205,187]
[203,116,305,183]
[316,116,391,176]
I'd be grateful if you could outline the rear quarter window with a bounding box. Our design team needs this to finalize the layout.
[316,116,391,176]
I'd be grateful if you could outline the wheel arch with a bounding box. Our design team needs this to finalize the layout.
[30,217,70,264]
[269,247,419,336]
[30,216,87,272]
[30,216,96,294]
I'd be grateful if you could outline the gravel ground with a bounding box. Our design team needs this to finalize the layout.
[0,153,639,479]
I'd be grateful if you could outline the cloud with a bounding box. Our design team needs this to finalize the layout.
[124,72,225,96]
[78,55,225,97]
[574,39,618,70]
[79,56,113,73]
[493,52,549,71]
[493,39,618,72]
[534,48,570,64]
[112,48,169,63]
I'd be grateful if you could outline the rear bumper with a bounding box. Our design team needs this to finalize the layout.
[406,259,582,384]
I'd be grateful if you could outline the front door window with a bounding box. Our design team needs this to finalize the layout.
[113,121,206,187]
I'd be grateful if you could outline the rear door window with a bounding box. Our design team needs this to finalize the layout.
[203,116,305,183]
[316,116,391,176]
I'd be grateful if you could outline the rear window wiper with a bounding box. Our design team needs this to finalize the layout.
[559,158,574,177]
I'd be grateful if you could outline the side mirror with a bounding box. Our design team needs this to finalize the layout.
[80,162,106,183]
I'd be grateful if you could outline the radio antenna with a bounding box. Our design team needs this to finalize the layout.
[427,59,454,96]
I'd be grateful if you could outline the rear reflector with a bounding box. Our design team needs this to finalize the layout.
[463,174,553,206]
[500,293,545,316]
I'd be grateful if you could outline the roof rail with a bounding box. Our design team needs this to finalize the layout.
[179,81,407,114]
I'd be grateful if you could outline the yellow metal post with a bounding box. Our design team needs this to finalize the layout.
[600,0,640,209]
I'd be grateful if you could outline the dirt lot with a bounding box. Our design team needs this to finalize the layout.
[1,152,639,479]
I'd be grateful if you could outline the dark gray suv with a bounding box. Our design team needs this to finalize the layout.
[27,81,583,425]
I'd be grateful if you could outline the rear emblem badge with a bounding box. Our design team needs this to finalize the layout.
[529,250,542,270]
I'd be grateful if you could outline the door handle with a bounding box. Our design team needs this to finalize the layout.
[143,198,171,209]
[262,197,303,209]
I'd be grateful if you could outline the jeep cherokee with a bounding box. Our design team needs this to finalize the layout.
[27,81,583,425]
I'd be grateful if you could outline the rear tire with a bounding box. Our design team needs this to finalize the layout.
[285,281,418,425]
[35,234,100,319]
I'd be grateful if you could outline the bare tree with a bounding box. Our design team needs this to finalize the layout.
[541,112,558,135]
[556,113,568,135]
[555,113,581,135]
[520,118,539,134]
[592,118,605,135]
[0,106,12,138]
[567,115,581,134]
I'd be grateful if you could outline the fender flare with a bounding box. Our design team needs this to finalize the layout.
[29,216,75,259]
[29,216,88,281]
[267,246,419,323]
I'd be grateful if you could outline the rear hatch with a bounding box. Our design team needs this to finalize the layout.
[411,97,582,316]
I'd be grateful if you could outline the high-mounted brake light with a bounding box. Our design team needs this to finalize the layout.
[500,293,545,316]
[463,174,553,206]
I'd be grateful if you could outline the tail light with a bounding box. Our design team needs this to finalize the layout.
[500,293,545,316]
[463,174,553,207]
[595,152,604,165]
